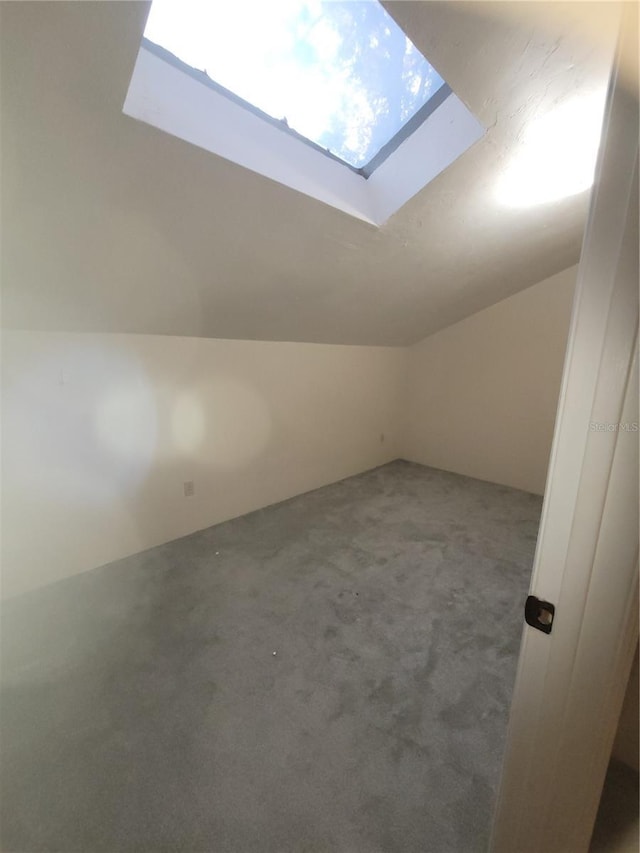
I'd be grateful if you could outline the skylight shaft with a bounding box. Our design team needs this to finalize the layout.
[144,0,445,170]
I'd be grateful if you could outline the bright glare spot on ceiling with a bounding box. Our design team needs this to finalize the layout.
[496,92,607,208]
[143,0,444,169]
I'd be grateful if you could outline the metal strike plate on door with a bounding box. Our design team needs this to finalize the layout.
[525,595,555,635]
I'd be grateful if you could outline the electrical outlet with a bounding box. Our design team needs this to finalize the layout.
[380,433,385,443]
[183,481,195,497]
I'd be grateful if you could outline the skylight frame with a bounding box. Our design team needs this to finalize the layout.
[359,81,452,177]
[123,37,485,225]
[142,38,362,175]
[142,0,450,173]
[142,37,453,180]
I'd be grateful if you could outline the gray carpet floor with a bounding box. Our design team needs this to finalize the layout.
[1,461,542,852]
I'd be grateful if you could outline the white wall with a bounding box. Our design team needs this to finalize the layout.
[1,266,578,598]
[1,331,406,599]
[402,265,577,495]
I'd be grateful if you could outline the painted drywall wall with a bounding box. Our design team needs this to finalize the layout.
[1,332,406,599]
[402,265,577,495]
[612,646,639,772]
[2,265,579,598]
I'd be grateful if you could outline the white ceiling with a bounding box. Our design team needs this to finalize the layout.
[1,2,619,346]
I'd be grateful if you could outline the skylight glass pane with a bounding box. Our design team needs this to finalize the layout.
[143,0,445,170]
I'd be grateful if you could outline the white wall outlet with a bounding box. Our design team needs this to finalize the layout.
[183,481,195,497]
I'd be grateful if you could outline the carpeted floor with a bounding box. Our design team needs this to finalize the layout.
[1,461,542,852]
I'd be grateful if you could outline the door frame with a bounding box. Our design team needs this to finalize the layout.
[490,8,639,852]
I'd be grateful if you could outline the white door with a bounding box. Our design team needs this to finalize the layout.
[490,8,639,852]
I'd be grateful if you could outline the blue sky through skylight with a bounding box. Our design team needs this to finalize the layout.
[144,0,445,169]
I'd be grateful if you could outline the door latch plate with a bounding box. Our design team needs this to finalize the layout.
[525,595,555,634]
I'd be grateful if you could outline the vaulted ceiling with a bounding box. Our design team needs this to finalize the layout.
[1,2,619,345]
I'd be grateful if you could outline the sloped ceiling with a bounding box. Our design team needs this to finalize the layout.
[1,2,619,345]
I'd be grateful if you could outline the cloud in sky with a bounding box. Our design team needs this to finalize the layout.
[144,0,444,168]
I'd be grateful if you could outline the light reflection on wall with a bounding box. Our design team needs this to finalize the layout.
[94,384,157,467]
[4,338,275,516]
[2,333,276,597]
[495,91,606,208]
[170,378,271,468]
[170,390,207,454]
[4,341,158,507]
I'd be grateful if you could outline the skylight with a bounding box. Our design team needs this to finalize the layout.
[125,1,485,224]
[143,0,445,172]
